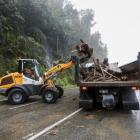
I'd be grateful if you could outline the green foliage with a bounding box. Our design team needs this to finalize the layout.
[0,0,108,85]
[54,71,75,87]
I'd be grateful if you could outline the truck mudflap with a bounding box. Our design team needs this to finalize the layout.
[102,95,116,109]
[79,99,93,110]
[122,90,139,110]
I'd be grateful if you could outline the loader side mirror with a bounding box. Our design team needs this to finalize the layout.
[6,71,9,75]
[18,60,23,74]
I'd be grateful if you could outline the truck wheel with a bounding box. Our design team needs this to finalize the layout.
[55,85,64,98]
[8,88,27,105]
[42,89,58,103]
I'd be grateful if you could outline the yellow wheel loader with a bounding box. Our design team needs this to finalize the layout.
[0,40,92,105]
[0,57,77,105]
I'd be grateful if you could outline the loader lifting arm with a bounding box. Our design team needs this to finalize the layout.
[41,40,93,104]
[43,57,76,84]
[40,56,78,104]
[43,39,93,84]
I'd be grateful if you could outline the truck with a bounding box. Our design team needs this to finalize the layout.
[77,52,140,110]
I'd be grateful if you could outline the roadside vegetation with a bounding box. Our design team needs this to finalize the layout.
[0,0,107,86]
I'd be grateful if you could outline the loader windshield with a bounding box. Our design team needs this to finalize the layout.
[23,60,40,81]
[36,64,42,76]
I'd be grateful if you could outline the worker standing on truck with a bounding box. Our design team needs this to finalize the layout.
[75,39,93,63]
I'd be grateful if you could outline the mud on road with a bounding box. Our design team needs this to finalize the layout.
[0,88,140,140]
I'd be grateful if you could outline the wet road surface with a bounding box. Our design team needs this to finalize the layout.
[0,88,140,140]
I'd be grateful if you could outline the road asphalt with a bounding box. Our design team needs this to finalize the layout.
[0,87,139,140]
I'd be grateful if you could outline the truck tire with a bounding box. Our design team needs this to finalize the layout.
[55,85,64,98]
[42,89,58,103]
[8,88,27,105]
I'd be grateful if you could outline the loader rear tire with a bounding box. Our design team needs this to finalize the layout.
[55,85,64,98]
[8,88,27,105]
[42,89,58,104]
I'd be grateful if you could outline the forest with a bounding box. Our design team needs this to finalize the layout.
[0,0,107,85]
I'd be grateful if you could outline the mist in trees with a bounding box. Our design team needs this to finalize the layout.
[0,0,107,76]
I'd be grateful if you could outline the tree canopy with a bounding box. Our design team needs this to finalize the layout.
[0,0,107,76]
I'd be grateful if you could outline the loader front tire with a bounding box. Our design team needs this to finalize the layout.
[42,89,58,104]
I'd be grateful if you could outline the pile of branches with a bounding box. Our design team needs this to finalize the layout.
[73,40,127,82]
[80,58,127,82]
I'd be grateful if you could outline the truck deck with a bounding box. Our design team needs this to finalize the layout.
[78,80,140,87]
[76,52,140,88]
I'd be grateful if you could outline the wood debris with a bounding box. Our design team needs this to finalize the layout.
[79,57,127,82]
[74,40,128,82]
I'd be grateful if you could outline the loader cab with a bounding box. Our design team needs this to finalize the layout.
[18,59,41,82]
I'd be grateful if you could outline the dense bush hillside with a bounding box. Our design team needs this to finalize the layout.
[0,0,107,84]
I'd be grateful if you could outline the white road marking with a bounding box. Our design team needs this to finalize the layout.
[9,101,39,110]
[0,99,7,102]
[27,108,82,140]
[22,133,34,140]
